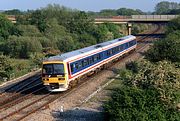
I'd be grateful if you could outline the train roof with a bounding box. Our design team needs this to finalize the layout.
[44,35,135,62]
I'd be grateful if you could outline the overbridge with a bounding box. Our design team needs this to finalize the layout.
[95,15,179,35]
[95,15,179,24]
[7,15,16,23]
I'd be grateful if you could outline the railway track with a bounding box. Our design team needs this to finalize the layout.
[0,76,42,106]
[0,26,164,121]
[0,74,40,96]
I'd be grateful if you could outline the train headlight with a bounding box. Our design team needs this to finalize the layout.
[43,78,49,81]
[58,78,65,80]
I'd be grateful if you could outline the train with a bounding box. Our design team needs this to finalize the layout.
[42,35,137,92]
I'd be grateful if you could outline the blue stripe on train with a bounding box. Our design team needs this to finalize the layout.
[70,39,136,75]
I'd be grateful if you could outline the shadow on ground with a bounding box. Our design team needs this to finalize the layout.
[52,107,105,121]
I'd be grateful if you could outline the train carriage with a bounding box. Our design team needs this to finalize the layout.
[42,35,137,92]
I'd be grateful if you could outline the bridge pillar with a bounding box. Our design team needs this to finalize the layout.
[127,23,132,35]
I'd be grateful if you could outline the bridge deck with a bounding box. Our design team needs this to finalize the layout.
[95,15,179,24]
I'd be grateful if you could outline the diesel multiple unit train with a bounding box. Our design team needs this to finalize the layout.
[42,35,137,92]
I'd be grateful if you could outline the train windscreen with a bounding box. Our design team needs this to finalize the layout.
[43,64,64,75]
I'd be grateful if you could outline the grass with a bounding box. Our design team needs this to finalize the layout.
[0,58,37,83]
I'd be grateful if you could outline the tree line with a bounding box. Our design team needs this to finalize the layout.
[0,4,150,81]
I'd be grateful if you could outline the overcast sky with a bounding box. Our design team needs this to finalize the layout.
[0,0,179,12]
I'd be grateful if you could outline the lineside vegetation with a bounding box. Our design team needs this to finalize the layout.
[104,16,180,121]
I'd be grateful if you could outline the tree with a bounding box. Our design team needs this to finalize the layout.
[3,9,23,15]
[45,18,67,40]
[99,9,117,16]
[167,9,180,14]
[67,11,94,34]
[146,16,180,62]
[42,4,74,27]
[38,37,56,48]
[93,24,110,43]
[146,31,180,62]
[104,60,180,121]
[16,14,31,25]
[117,8,144,16]
[3,36,42,58]
[105,23,122,38]
[0,55,13,79]
[0,14,14,40]
[166,16,180,34]
[30,10,47,32]
[17,25,42,37]
[155,1,180,14]
[78,33,97,47]
[56,35,75,52]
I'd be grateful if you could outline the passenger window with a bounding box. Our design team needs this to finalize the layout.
[75,63,79,70]
[82,59,87,67]
[70,64,75,72]
[79,62,82,69]
[92,56,94,63]
[83,59,88,67]
[126,43,129,48]
[81,60,84,67]
[110,49,113,55]
[86,58,90,65]
[89,57,93,64]
[98,54,101,60]
[94,55,97,62]
[120,45,124,51]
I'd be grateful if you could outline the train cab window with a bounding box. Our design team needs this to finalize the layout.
[43,64,53,74]
[54,64,64,74]
[43,64,64,75]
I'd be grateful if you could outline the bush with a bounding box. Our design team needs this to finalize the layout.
[3,36,43,58]
[166,16,180,34]
[104,86,180,121]
[0,14,14,39]
[104,60,180,121]
[17,25,43,37]
[0,55,13,80]
[146,31,180,62]
[56,35,75,52]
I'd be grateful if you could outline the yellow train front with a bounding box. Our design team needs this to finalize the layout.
[42,60,69,92]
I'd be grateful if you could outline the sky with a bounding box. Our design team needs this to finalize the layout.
[0,0,180,12]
